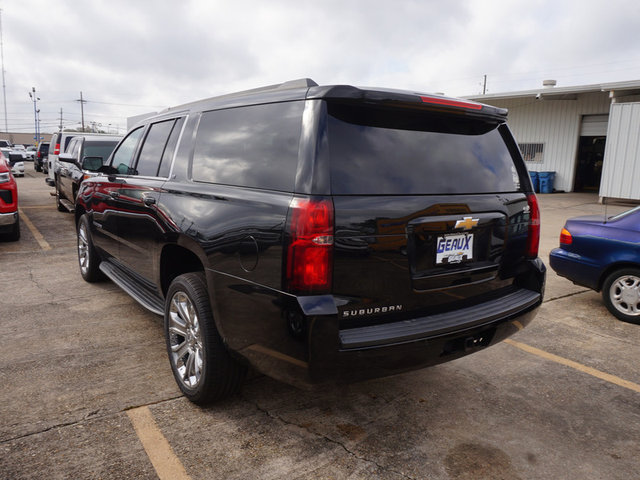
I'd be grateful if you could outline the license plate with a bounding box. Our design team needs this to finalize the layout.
[436,233,473,264]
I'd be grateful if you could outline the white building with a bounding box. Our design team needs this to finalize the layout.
[467,80,640,201]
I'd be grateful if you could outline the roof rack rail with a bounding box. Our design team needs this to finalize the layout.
[164,78,318,113]
[220,78,318,98]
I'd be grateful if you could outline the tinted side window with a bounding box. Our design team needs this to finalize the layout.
[136,120,176,177]
[111,127,144,175]
[158,117,185,178]
[192,101,303,191]
[327,103,522,195]
[68,139,81,157]
[63,136,74,152]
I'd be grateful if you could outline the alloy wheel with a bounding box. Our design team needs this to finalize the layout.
[168,291,204,389]
[609,274,640,317]
[77,222,90,276]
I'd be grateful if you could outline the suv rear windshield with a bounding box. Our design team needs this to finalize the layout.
[327,103,522,195]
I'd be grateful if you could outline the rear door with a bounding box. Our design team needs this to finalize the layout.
[95,118,185,283]
[325,102,532,324]
[111,117,184,281]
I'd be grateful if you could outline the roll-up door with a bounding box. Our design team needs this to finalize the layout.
[580,114,609,136]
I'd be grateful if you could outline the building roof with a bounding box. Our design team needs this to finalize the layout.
[466,79,640,102]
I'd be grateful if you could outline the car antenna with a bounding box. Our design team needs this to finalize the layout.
[603,196,608,224]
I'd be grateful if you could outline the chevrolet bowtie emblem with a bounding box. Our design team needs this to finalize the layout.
[454,217,479,230]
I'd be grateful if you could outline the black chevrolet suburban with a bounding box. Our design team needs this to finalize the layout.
[74,79,545,404]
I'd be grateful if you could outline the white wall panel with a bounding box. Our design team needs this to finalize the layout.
[600,103,640,200]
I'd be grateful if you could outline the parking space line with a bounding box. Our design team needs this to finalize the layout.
[127,406,191,480]
[19,209,51,251]
[504,339,640,394]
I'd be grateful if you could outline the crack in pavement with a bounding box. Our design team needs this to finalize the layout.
[543,288,590,303]
[0,395,184,445]
[27,262,56,300]
[244,395,416,480]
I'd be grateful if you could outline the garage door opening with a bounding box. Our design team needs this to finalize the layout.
[574,136,606,192]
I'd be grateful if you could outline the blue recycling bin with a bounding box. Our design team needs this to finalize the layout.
[528,171,539,193]
[538,171,555,193]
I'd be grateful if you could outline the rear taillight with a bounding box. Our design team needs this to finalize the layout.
[53,143,60,155]
[559,228,572,245]
[285,197,334,294]
[526,193,540,258]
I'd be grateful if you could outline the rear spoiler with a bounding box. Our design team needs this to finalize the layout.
[307,85,508,122]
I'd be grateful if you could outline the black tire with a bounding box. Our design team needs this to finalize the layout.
[77,214,103,282]
[602,268,640,325]
[164,272,246,404]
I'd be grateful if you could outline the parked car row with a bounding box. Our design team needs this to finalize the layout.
[53,135,121,211]
[0,139,46,176]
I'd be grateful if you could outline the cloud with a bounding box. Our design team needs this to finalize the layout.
[1,0,639,134]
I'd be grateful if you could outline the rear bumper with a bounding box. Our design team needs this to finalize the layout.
[549,247,600,290]
[307,289,541,385]
[339,288,539,349]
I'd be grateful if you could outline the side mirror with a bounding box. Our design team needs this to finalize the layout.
[58,152,76,164]
[81,156,104,172]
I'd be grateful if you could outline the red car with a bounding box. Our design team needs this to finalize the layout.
[0,151,19,240]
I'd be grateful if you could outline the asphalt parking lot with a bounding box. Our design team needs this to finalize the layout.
[1,168,639,480]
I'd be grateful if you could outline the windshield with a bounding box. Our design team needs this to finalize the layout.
[84,141,119,165]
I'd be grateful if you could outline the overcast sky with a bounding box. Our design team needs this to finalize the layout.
[2,0,640,137]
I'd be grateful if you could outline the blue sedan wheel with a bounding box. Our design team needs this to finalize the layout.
[603,268,640,325]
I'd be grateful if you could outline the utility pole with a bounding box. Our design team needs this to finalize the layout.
[29,87,40,146]
[58,108,63,131]
[482,74,487,95]
[0,9,8,133]
[76,91,86,131]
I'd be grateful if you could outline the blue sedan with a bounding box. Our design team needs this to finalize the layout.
[549,206,640,324]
